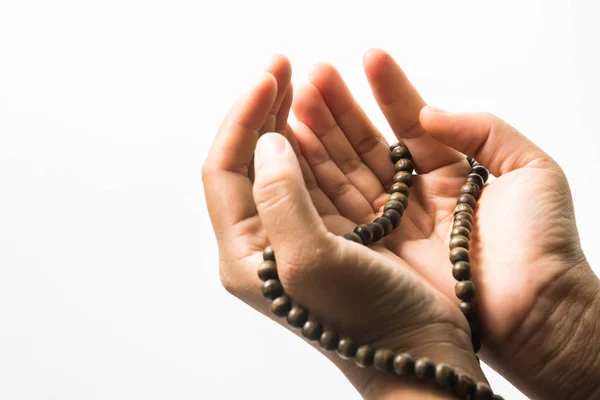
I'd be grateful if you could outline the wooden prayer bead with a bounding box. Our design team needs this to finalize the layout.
[337,337,358,359]
[263,246,275,262]
[450,247,470,263]
[287,305,308,328]
[455,280,476,301]
[460,301,478,320]
[384,200,405,216]
[343,232,363,244]
[383,209,401,229]
[373,349,395,372]
[354,224,374,245]
[354,345,375,368]
[474,382,493,400]
[451,226,471,240]
[472,335,481,353]
[460,183,480,199]
[261,279,283,300]
[452,261,472,281]
[466,173,484,188]
[374,217,393,236]
[455,211,474,224]
[449,236,470,250]
[472,165,489,183]
[270,295,291,317]
[389,192,408,208]
[457,193,477,208]
[368,222,384,242]
[395,158,413,172]
[453,218,473,231]
[391,145,411,163]
[393,353,415,376]
[454,203,474,216]
[302,321,323,341]
[435,363,457,389]
[319,330,339,351]
[454,374,476,397]
[415,357,436,380]
[257,260,278,281]
[393,171,414,187]
[466,156,475,166]
[390,182,410,196]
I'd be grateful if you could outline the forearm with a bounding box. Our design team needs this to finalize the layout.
[492,261,600,399]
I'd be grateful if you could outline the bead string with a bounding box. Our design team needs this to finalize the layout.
[257,142,502,399]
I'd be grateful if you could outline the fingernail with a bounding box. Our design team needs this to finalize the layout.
[255,133,287,170]
[424,105,449,114]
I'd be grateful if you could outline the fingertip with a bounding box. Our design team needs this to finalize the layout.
[291,81,320,115]
[255,132,292,170]
[363,48,394,76]
[267,53,292,83]
[308,62,339,87]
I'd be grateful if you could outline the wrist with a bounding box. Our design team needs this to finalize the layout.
[498,260,600,399]
[353,323,486,399]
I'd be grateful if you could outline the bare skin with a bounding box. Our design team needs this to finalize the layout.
[203,50,600,399]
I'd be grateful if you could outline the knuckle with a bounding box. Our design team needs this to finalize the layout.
[253,172,296,213]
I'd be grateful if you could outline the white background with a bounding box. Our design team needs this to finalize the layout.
[1,1,598,399]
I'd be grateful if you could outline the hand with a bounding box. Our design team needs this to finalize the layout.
[290,48,600,399]
[203,56,485,399]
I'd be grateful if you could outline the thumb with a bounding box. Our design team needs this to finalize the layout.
[253,132,333,267]
[419,106,555,176]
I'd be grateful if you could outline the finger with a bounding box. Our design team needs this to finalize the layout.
[252,132,336,266]
[261,54,292,134]
[293,121,375,224]
[307,63,395,187]
[275,84,293,135]
[292,82,384,208]
[419,106,553,176]
[363,49,464,173]
[203,73,277,237]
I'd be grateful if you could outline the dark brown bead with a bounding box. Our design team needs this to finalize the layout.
[374,217,393,236]
[466,173,484,188]
[383,209,401,228]
[457,193,477,208]
[414,357,436,380]
[460,301,478,320]
[302,321,323,341]
[395,158,413,172]
[453,218,473,231]
[435,363,457,389]
[337,337,358,359]
[390,182,410,196]
[373,348,395,372]
[261,279,284,300]
[389,142,400,152]
[474,382,493,400]
[455,280,476,301]
[286,305,308,328]
[257,260,278,281]
[354,224,374,245]
[454,374,476,397]
[472,165,489,183]
[450,247,470,263]
[451,226,471,240]
[455,211,474,224]
[466,156,475,166]
[449,236,470,250]
[452,261,472,281]
[343,232,363,244]
[389,192,408,208]
[263,246,275,261]
[270,295,291,317]
[470,319,482,339]
[319,330,339,351]
[393,353,415,376]
[460,183,480,199]
[393,171,413,187]
[384,200,405,216]
[368,222,384,242]
[391,145,411,163]
[354,345,375,368]
[454,203,474,215]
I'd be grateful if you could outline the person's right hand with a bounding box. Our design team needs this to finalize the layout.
[202,56,486,399]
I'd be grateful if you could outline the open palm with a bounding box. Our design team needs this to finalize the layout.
[290,49,586,373]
